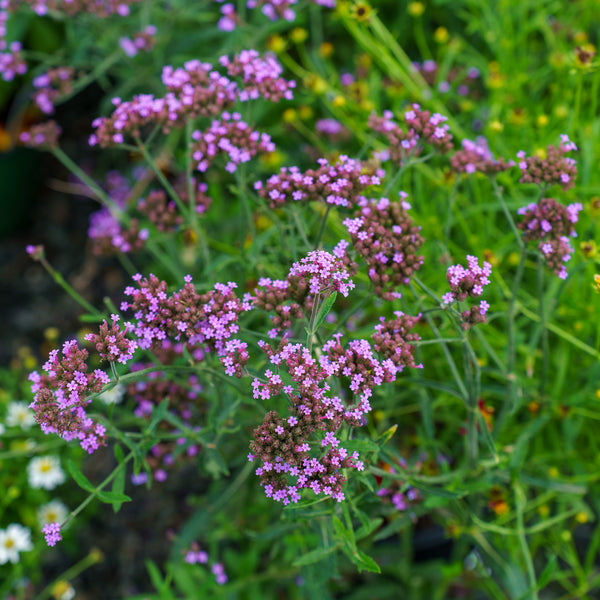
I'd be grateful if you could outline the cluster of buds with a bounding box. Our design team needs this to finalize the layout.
[252,249,355,338]
[32,67,76,114]
[2,0,143,17]
[411,60,480,97]
[28,340,110,453]
[84,314,138,364]
[190,112,275,173]
[90,51,294,148]
[450,137,514,175]
[254,155,383,209]
[0,41,27,81]
[372,311,422,372]
[517,135,578,191]
[442,255,492,329]
[19,120,62,150]
[517,198,582,279]
[119,25,157,57]
[122,274,252,355]
[343,194,424,299]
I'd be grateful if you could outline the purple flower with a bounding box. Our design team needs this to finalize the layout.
[42,522,62,547]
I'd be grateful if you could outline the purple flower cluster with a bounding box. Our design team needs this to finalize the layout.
[343,195,424,300]
[19,120,62,150]
[368,104,453,165]
[122,274,252,356]
[90,51,294,148]
[442,255,492,329]
[450,137,514,175]
[42,522,62,547]
[2,0,142,17]
[249,335,395,504]
[184,542,228,585]
[215,0,335,30]
[0,40,26,81]
[372,311,422,372]
[84,314,138,364]
[517,198,582,279]
[254,155,383,209]
[252,249,355,338]
[28,340,109,453]
[191,111,275,173]
[32,66,75,115]
[517,135,578,191]
[411,59,480,97]
[289,250,355,297]
[119,25,157,57]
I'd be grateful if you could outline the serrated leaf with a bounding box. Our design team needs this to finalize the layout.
[66,459,96,493]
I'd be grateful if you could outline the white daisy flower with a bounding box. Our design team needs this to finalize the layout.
[97,383,125,405]
[5,401,35,430]
[0,524,33,564]
[27,456,66,490]
[37,500,69,527]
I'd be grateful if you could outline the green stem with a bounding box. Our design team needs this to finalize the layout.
[38,255,104,319]
[514,483,540,600]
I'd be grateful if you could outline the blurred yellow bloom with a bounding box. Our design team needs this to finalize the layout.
[434,27,449,44]
[489,120,504,133]
[290,27,307,43]
[594,274,600,293]
[580,240,597,259]
[351,1,372,21]
[575,511,589,524]
[536,114,549,127]
[319,42,334,58]
[534,147,547,159]
[267,35,286,53]
[332,95,346,107]
[282,108,297,123]
[408,1,425,17]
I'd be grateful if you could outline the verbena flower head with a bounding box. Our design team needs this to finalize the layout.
[0,41,27,82]
[343,194,424,299]
[191,111,275,173]
[19,120,62,150]
[90,51,294,148]
[372,311,423,371]
[119,24,157,57]
[28,340,109,453]
[0,524,32,565]
[249,335,392,504]
[32,66,75,115]
[84,314,138,364]
[254,155,383,209]
[517,134,578,191]
[450,137,514,175]
[42,522,62,547]
[517,197,582,279]
[122,275,252,354]
[368,104,453,164]
[288,250,355,297]
[442,255,492,329]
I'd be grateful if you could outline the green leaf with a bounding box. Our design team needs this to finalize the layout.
[292,544,338,567]
[537,555,558,590]
[314,291,337,331]
[355,517,383,540]
[66,459,96,493]
[349,549,381,574]
[376,423,398,446]
[332,515,355,552]
[97,489,132,505]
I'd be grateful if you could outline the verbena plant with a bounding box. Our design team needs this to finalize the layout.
[2,1,600,598]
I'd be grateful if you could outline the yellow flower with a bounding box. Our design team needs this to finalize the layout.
[290,27,307,43]
[407,1,425,17]
[594,274,600,293]
[536,114,549,127]
[575,511,589,524]
[319,42,334,58]
[434,27,449,44]
[282,108,297,123]
[267,35,286,53]
[332,95,346,107]
[298,105,313,120]
[489,120,504,133]
[580,240,597,259]
[351,1,372,21]
[533,147,547,160]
